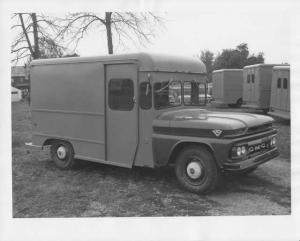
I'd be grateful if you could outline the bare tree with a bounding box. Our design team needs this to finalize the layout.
[56,12,164,54]
[11,13,66,64]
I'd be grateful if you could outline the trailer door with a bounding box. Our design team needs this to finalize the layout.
[105,64,138,167]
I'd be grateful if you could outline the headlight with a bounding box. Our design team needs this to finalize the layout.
[270,137,276,147]
[231,145,247,158]
[241,146,247,155]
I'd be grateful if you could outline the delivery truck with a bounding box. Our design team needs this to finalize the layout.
[212,69,243,107]
[26,53,279,194]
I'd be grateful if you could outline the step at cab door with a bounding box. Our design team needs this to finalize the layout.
[105,63,138,167]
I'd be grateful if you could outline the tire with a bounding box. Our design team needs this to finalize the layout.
[175,145,220,194]
[263,108,269,114]
[51,141,75,169]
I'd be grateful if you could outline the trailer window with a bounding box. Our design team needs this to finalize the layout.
[154,80,181,109]
[283,78,288,89]
[108,79,134,111]
[277,78,281,88]
[139,82,152,109]
[251,74,255,83]
[247,74,250,83]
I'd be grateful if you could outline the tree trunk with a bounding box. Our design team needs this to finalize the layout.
[31,13,40,59]
[19,14,34,57]
[105,12,113,54]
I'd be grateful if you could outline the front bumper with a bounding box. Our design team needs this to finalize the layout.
[222,147,279,172]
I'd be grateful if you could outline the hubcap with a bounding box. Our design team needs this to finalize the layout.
[57,146,67,159]
[186,161,202,179]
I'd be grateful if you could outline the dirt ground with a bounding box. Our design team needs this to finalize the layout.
[12,101,291,217]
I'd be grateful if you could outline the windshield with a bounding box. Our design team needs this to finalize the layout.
[154,80,206,109]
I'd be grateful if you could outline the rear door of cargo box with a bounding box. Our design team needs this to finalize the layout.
[105,63,138,167]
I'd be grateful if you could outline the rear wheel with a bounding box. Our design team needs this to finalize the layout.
[263,108,269,114]
[51,141,75,169]
[175,145,220,194]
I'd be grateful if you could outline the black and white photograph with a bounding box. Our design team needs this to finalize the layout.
[1,0,300,240]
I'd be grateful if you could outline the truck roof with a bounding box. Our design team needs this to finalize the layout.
[243,63,288,69]
[212,69,243,73]
[30,52,207,74]
[273,65,290,70]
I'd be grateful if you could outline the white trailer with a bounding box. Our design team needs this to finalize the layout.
[242,64,287,113]
[212,69,243,107]
[11,86,22,102]
[269,66,290,119]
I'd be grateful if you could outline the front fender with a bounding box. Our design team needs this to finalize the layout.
[152,133,220,167]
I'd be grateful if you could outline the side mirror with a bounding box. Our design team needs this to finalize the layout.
[145,83,150,96]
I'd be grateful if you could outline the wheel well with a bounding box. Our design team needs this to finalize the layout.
[168,142,217,165]
[43,138,72,147]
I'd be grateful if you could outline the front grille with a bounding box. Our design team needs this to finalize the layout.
[247,123,272,135]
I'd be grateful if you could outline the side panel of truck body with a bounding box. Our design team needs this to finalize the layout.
[222,70,243,104]
[212,71,224,101]
[212,70,243,104]
[31,62,106,162]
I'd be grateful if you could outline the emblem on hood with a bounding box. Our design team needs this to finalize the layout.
[212,129,223,137]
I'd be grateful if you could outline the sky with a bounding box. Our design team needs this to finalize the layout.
[73,10,291,64]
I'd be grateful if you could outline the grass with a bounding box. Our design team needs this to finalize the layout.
[12,101,291,217]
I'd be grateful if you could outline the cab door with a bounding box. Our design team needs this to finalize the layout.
[105,63,138,167]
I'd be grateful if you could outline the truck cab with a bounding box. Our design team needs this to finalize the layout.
[27,53,279,194]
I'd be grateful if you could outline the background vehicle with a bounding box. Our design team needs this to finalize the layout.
[242,64,288,113]
[269,65,290,120]
[212,69,243,107]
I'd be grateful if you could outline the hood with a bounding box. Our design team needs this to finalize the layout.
[153,109,274,136]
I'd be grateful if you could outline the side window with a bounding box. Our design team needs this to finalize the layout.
[183,81,192,104]
[277,78,281,88]
[169,81,182,106]
[108,79,134,110]
[154,80,181,109]
[247,74,250,83]
[139,82,152,109]
[283,78,288,89]
[251,74,255,83]
[198,83,206,104]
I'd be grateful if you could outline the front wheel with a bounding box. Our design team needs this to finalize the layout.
[51,141,75,169]
[175,145,220,194]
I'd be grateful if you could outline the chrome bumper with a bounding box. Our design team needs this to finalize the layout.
[223,148,279,171]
